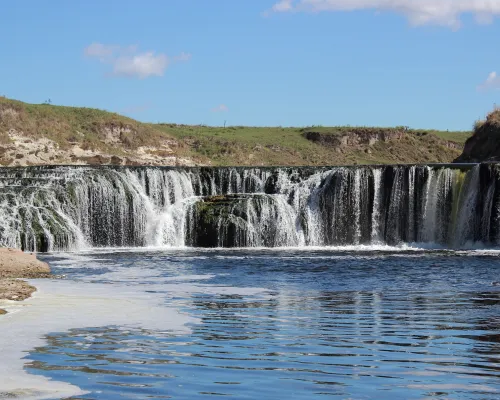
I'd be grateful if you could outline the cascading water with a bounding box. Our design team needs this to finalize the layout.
[0,164,498,252]
[370,168,383,243]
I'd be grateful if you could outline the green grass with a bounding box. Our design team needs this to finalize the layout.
[0,97,471,166]
[417,129,471,143]
[154,123,469,166]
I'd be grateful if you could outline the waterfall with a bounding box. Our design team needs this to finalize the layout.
[0,164,498,251]
[385,167,407,245]
[420,168,454,244]
[371,168,382,243]
[452,166,480,247]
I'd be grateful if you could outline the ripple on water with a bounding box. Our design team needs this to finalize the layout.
[17,250,500,399]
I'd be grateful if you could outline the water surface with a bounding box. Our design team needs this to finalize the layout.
[25,249,500,399]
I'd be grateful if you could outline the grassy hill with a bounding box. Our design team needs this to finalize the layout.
[154,123,470,166]
[0,96,471,166]
[0,96,184,152]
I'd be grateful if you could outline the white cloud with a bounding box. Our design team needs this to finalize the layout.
[84,43,190,79]
[113,52,168,79]
[211,104,229,112]
[268,0,500,28]
[478,71,500,91]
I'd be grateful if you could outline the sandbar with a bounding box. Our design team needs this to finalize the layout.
[0,248,51,313]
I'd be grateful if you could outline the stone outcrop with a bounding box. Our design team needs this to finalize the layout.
[187,195,252,247]
[186,194,286,247]
[303,127,407,148]
[0,129,196,167]
[454,112,500,163]
[303,127,462,155]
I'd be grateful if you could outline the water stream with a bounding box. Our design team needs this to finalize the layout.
[0,164,497,251]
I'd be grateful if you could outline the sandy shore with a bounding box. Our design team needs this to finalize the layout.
[0,248,51,313]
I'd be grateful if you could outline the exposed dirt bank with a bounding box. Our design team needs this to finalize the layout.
[454,109,500,163]
[0,248,51,314]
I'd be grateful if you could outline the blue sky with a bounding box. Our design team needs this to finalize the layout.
[1,0,500,130]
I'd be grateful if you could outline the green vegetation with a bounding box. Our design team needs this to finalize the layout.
[469,108,500,136]
[0,96,471,166]
[0,97,184,155]
[155,123,470,166]
[473,108,500,133]
[415,129,471,143]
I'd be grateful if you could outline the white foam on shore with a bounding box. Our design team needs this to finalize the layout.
[0,279,198,399]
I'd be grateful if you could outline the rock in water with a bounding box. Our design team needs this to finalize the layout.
[186,194,301,247]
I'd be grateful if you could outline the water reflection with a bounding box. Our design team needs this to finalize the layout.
[26,250,500,399]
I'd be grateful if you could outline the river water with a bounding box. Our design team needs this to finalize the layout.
[4,247,498,399]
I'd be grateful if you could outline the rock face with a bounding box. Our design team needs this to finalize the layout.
[303,127,462,155]
[187,195,266,247]
[454,114,500,163]
[1,128,196,167]
[186,194,301,247]
[303,127,407,148]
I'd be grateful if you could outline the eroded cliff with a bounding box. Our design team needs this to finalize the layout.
[455,109,500,163]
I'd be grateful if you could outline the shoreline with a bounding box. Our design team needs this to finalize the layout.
[0,248,51,314]
[0,251,197,399]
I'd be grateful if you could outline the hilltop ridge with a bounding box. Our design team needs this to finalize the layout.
[0,97,194,166]
[455,109,500,163]
[0,97,470,167]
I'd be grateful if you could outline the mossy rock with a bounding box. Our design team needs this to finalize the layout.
[187,194,281,247]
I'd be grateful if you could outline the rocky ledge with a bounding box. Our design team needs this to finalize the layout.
[186,194,287,248]
[454,110,500,163]
[0,248,51,314]
[303,127,405,148]
[303,127,462,153]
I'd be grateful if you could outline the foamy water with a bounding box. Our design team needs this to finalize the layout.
[0,280,198,399]
[0,251,268,399]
